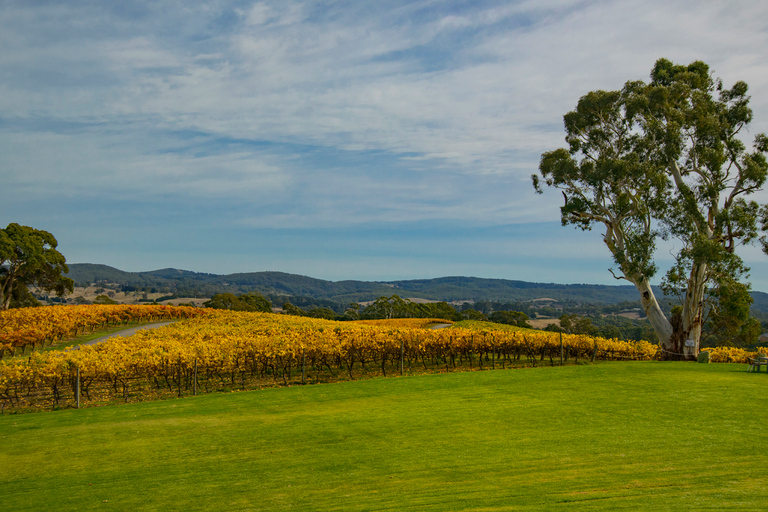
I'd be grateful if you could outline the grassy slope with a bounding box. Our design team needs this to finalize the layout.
[2,362,767,511]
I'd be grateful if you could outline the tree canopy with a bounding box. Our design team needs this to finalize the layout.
[0,223,74,310]
[558,314,597,336]
[203,292,272,313]
[358,295,461,321]
[533,58,768,359]
[488,310,532,328]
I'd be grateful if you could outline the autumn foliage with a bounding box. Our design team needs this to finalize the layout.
[0,307,654,410]
[0,304,207,355]
[1,306,764,412]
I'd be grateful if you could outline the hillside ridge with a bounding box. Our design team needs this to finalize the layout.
[64,263,768,315]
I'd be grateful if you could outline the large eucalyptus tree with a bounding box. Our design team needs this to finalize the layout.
[533,59,768,359]
[0,223,73,310]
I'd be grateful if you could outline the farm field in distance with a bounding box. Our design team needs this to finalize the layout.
[2,362,767,511]
[66,285,208,307]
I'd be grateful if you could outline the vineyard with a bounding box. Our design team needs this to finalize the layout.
[0,304,207,357]
[0,305,765,412]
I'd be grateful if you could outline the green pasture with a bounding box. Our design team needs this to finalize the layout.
[1,362,767,511]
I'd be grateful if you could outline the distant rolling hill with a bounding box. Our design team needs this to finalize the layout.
[66,263,644,304]
[387,276,642,304]
[66,264,403,302]
[63,263,768,316]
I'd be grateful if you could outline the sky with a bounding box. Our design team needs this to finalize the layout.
[2,0,768,291]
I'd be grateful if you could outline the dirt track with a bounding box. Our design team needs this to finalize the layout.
[82,322,176,346]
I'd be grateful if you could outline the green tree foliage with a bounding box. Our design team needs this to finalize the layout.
[533,58,768,359]
[343,303,362,320]
[414,301,462,321]
[361,295,413,319]
[9,285,42,308]
[93,294,118,305]
[0,223,74,310]
[460,309,487,321]
[204,292,272,312]
[282,302,306,316]
[558,314,597,335]
[544,323,565,333]
[596,324,621,340]
[205,293,245,310]
[238,293,273,312]
[734,317,762,347]
[360,295,461,321]
[281,302,341,320]
[488,310,532,328]
[306,307,338,320]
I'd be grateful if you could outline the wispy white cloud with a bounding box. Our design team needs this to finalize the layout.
[1,128,290,201]
[2,0,767,284]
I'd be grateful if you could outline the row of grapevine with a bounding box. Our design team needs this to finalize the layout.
[0,309,659,411]
[0,304,208,356]
[705,346,765,363]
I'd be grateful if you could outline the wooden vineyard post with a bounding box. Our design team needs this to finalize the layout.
[193,359,198,396]
[400,338,405,376]
[302,348,306,385]
[591,343,598,362]
[178,358,182,397]
[76,366,80,409]
[492,337,496,370]
[559,332,564,366]
[478,334,483,370]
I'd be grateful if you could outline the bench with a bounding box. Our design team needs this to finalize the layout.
[748,356,768,373]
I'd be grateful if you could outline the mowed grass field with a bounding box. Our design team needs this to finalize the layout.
[2,362,767,511]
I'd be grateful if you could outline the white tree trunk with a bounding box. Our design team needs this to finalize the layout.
[680,262,707,359]
[633,278,673,351]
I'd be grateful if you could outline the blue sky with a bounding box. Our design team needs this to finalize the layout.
[3,0,768,291]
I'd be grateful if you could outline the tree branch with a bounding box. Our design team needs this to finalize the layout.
[607,267,631,282]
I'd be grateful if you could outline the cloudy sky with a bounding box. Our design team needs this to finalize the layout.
[3,0,768,290]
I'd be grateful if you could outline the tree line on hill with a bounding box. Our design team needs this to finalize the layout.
[3,222,766,350]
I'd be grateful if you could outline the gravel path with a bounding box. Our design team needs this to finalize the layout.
[82,321,176,346]
[430,323,453,330]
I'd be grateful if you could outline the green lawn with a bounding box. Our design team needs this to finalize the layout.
[1,362,767,511]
